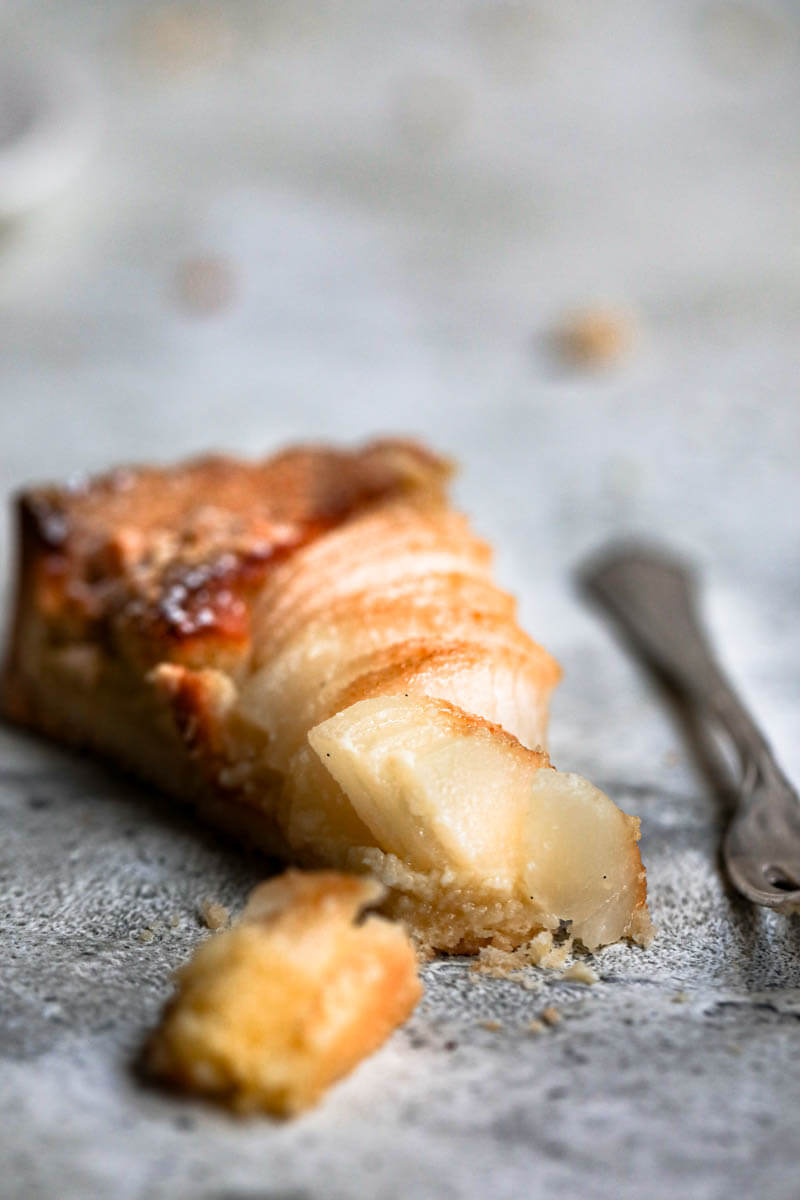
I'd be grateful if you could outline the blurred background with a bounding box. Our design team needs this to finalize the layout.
[1,0,799,777]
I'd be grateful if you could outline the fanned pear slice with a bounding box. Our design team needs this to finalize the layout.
[308,695,650,951]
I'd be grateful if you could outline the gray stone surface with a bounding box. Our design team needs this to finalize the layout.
[1,2,800,1197]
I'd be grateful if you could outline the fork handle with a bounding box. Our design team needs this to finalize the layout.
[580,546,777,784]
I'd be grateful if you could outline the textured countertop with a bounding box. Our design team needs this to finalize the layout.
[2,3,800,1197]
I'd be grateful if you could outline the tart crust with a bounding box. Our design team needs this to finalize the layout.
[146,870,421,1116]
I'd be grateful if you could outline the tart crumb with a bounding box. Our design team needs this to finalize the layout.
[540,1006,561,1026]
[175,255,236,315]
[527,1019,545,1034]
[562,962,598,985]
[200,899,230,931]
[481,1020,503,1032]
[134,6,234,73]
[517,975,544,993]
[554,306,636,367]
[473,930,573,979]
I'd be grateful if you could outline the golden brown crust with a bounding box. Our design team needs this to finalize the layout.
[146,870,422,1115]
[4,439,451,683]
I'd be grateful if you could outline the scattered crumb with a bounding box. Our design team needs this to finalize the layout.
[527,1019,545,1034]
[473,963,513,981]
[517,975,544,993]
[507,969,541,992]
[175,255,236,315]
[563,962,598,985]
[553,306,636,367]
[200,900,230,931]
[169,913,181,930]
[138,927,156,944]
[474,930,573,978]
[671,991,690,1005]
[133,4,234,71]
[481,1020,503,1032]
[540,1006,561,1027]
[530,930,573,970]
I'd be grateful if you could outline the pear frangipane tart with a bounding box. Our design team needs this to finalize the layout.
[2,439,651,954]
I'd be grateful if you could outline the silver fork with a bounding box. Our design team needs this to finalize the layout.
[580,544,800,913]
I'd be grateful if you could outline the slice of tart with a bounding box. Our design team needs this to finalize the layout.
[1,438,651,953]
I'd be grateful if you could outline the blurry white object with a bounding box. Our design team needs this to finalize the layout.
[0,49,96,219]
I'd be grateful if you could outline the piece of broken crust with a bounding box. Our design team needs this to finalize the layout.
[146,870,422,1116]
[1,438,651,953]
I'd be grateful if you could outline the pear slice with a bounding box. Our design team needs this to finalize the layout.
[308,694,649,950]
[523,769,648,950]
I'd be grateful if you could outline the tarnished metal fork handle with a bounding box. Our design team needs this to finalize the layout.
[580,544,800,913]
